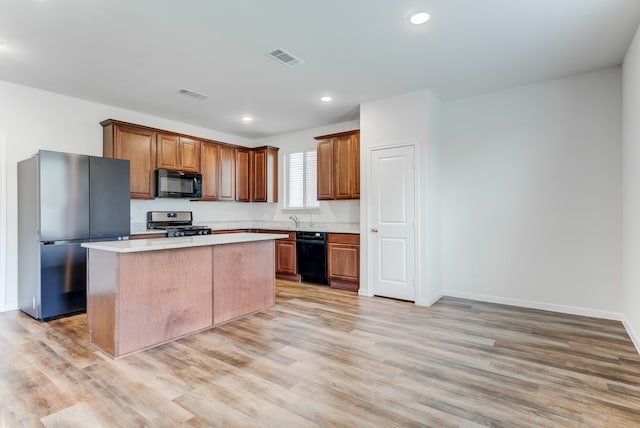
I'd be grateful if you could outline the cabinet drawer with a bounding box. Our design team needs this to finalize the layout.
[212,229,250,234]
[259,229,295,241]
[130,233,167,240]
[328,233,359,245]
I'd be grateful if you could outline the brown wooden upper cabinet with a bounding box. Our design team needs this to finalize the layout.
[315,130,360,200]
[235,146,279,203]
[156,134,201,173]
[101,119,157,199]
[200,142,220,201]
[251,146,279,203]
[101,119,279,203]
[218,145,236,201]
[235,148,251,202]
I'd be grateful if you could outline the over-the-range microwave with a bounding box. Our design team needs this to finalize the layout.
[156,169,202,199]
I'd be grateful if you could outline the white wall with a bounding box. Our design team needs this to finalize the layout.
[0,130,6,312]
[0,80,255,311]
[441,67,623,318]
[360,89,443,305]
[622,24,640,350]
[252,120,361,225]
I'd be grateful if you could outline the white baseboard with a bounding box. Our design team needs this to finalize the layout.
[621,315,640,354]
[358,288,373,297]
[417,292,443,307]
[442,289,625,321]
[1,303,17,312]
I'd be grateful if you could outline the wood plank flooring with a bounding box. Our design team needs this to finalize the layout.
[1,280,640,427]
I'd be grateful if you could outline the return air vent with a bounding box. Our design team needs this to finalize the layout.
[178,88,209,101]
[267,48,304,67]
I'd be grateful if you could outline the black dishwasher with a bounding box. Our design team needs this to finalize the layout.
[296,231,329,285]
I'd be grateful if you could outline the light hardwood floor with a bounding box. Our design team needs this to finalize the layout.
[1,280,640,427]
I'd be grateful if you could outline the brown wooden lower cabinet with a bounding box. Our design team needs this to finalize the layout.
[328,233,360,291]
[257,230,299,281]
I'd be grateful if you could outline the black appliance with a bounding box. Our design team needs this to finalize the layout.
[156,169,202,199]
[17,150,130,321]
[147,211,212,237]
[296,231,329,285]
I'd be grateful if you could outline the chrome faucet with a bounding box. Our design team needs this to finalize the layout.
[289,215,299,228]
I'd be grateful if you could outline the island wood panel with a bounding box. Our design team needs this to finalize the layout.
[87,246,213,358]
[86,249,118,357]
[213,240,275,325]
[117,247,213,356]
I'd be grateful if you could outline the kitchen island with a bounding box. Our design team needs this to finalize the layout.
[82,233,287,358]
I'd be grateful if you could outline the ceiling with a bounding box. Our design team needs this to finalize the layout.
[1,0,639,139]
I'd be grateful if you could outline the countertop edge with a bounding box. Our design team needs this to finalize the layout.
[82,233,289,253]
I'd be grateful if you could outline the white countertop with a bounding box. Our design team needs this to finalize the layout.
[131,220,359,236]
[82,233,289,253]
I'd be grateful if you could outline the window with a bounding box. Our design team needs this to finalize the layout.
[285,150,319,208]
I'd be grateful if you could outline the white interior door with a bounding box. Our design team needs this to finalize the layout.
[370,145,416,301]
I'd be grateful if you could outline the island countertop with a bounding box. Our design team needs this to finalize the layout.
[82,232,288,253]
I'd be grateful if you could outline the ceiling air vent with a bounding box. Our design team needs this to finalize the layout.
[178,88,209,101]
[267,48,304,67]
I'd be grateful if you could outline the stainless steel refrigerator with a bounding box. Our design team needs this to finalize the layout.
[18,150,130,320]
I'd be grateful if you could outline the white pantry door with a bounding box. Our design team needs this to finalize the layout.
[370,145,416,301]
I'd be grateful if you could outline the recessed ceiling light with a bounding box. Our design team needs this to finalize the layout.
[408,11,430,25]
[320,96,332,102]
[242,116,253,123]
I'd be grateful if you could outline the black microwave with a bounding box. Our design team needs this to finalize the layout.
[156,169,202,199]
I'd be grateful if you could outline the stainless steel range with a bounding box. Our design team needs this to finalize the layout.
[146,211,212,237]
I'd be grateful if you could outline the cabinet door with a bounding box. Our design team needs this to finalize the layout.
[334,134,354,199]
[179,137,201,172]
[218,145,236,201]
[316,139,334,200]
[251,149,267,202]
[156,134,180,170]
[275,240,297,275]
[328,242,359,282]
[235,148,250,202]
[113,125,156,199]
[351,134,360,199]
[201,142,219,201]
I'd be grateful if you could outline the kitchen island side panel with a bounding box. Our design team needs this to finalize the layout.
[117,246,213,356]
[87,249,118,356]
[213,240,275,325]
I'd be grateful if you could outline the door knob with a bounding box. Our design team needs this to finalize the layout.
[371,228,378,233]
